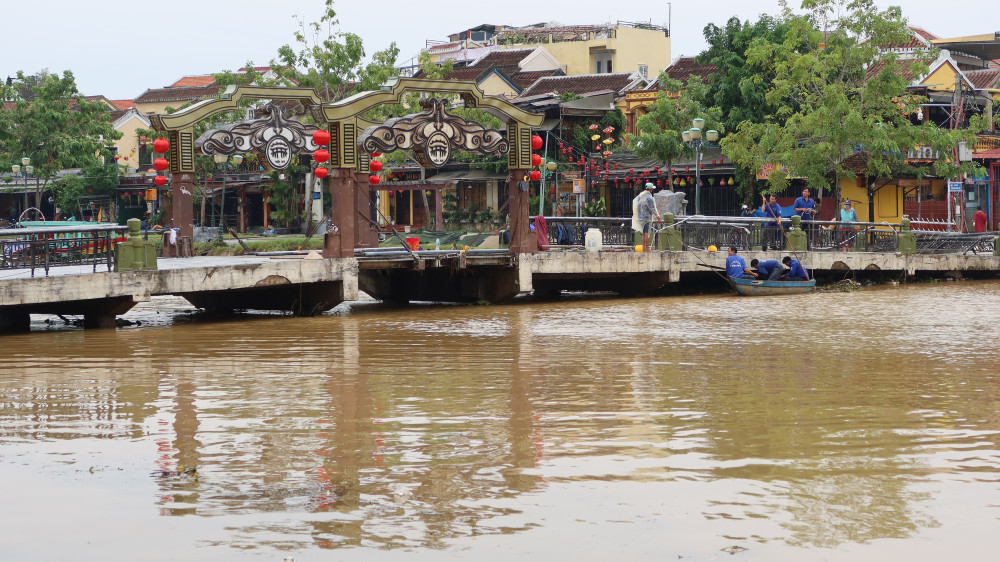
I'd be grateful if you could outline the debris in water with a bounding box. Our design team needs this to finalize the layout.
[720,545,748,555]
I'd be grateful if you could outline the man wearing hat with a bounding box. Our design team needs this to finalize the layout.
[635,182,662,252]
[838,199,858,249]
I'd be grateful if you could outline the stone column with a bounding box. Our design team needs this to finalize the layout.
[508,169,537,253]
[324,168,356,258]
[171,172,195,240]
[434,188,444,231]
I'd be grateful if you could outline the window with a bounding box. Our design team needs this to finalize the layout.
[638,64,648,78]
[593,50,614,74]
[595,61,603,73]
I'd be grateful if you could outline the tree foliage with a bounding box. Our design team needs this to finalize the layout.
[0,70,122,207]
[721,0,983,202]
[629,73,723,188]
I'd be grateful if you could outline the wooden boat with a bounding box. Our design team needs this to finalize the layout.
[729,276,816,296]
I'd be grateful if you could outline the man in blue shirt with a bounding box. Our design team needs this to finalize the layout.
[793,188,817,221]
[781,256,809,280]
[750,258,784,280]
[760,193,783,250]
[725,247,754,278]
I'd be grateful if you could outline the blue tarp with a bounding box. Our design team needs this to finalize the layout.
[749,205,796,218]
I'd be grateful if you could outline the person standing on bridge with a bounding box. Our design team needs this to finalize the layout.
[837,199,859,249]
[761,194,783,250]
[974,206,988,232]
[635,183,662,252]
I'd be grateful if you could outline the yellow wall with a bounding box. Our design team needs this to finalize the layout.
[135,101,178,116]
[512,26,670,77]
[839,177,905,222]
[478,73,518,98]
[113,114,147,162]
[922,62,960,93]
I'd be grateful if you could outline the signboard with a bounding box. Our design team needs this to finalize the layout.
[756,162,804,180]
[948,181,963,192]
[572,179,586,194]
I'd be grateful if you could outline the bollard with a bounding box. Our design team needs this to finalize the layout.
[896,217,916,255]
[785,215,808,252]
[115,218,158,271]
[657,213,683,251]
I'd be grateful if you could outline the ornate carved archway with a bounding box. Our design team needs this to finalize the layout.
[151,79,543,255]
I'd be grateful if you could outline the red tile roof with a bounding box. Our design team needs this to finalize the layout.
[865,58,923,83]
[966,69,1000,89]
[973,147,1000,159]
[909,27,938,42]
[135,84,222,104]
[473,48,534,69]
[110,99,136,110]
[519,73,640,97]
[170,75,217,87]
[664,57,717,83]
[511,69,563,89]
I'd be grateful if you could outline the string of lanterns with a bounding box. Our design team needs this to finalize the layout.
[152,137,169,188]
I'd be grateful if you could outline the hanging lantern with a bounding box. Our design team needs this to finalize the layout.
[426,190,433,196]
[614,163,619,170]
[113,155,120,161]
[152,138,170,154]
[550,187,556,195]
[314,167,329,179]
[530,170,541,181]
[313,130,331,146]
[153,158,168,171]
[532,154,542,166]
[603,126,615,134]
[123,156,129,161]
[685,166,690,173]
[589,124,598,130]
[720,177,727,186]
[313,149,330,163]
[369,160,383,172]
[657,179,663,187]
[561,148,567,154]
[370,152,382,158]
[154,175,167,186]
[679,179,686,187]
[559,142,564,149]
[531,135,543,150]
[728,176,735,185]
[369,175,380,185]
[591,134,601,141]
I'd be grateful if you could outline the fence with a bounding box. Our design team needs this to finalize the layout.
[0,224,129,277]
[530,215,996,255]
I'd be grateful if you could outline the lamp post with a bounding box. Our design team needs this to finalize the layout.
[11,157,35,216]
[682,119,719,215]
[213,153,244,234]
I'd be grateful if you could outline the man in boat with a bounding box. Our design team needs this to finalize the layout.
[750,258,784,281]
[635,182,662,252]
[726,247,755,278]
[781,256,809,281]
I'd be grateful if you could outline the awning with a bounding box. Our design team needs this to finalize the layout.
[535,119,560,131]
[426,170,510,184]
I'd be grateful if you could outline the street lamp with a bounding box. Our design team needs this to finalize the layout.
[213,153,244,233]
[682,120,720,215]
[11,157,35,215]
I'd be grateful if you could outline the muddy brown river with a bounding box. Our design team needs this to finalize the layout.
[1,282,998,561]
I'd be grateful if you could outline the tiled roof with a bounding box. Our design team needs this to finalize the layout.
[472,48,533,69]
[135,84,222,104]
[110,99,136,110]
[966,69,1000,89]
[884,26,936,50]
[170,75,216,87]
[909,26,938,42]
[865,58,923,84]
[511,69,563,89]
[664,57,717,83]
[435,66,492,81]
[519,72,639,97]
[973,147,1000,159]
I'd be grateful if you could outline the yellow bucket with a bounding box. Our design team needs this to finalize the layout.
[635,245,643,252]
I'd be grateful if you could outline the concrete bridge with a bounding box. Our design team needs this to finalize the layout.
[2,246,999,332]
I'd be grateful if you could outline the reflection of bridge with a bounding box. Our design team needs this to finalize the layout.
[2,220,999,331]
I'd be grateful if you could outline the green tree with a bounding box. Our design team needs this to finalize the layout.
[0,70,122,208]
[51,154,120,217]
[721,0,982,205]
[629,73,723,189]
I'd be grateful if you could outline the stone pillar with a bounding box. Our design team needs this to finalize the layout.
[897,217,916,254]
[324,167,356,258]
[658,213,683,251]
[171,172,195,240]
[508,169,537,253]
[786,215,808,252]
[238,187,247,233]
[434,189,444,231]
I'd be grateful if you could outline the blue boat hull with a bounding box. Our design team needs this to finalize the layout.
[730,277,816,296]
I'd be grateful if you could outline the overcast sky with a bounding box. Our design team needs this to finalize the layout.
[1,0,990,100]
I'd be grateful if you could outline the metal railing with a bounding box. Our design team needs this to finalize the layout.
[0,224,129,277]
[530,215,998,255]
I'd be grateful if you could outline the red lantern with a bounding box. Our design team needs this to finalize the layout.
[559,142,564,149]
[686,166,690,173]
[123,156,129,161]
[720,177,727,186]
[113,155,120,161]
[550,187,556,195]
[369,175,380,185]
[313,130,331,146]
[370,152,382,158]
[531,154,542,166]
[589,124,598,130]
[531,135,543,150]
[313,149,330,163]
[315,167,329,179]
[629,169,634,174]
[152,138,170,154]
[153,158,168,171]
[370,160,383,172]
[530,170,541,181]
[154,175,166,186]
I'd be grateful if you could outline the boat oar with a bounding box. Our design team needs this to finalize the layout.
[697,263,726,270]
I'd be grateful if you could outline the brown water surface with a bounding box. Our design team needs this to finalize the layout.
[1,283,998,561]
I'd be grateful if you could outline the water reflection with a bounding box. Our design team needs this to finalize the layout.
[1,283,999,559]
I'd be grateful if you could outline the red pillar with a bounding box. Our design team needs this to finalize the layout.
[324,168,356,258]
[434,188,444,231]
[171,172,195,240]
[508,169,537,253]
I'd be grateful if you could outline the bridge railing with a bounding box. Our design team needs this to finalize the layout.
[531,215,996,255]
[0,224,129,277]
